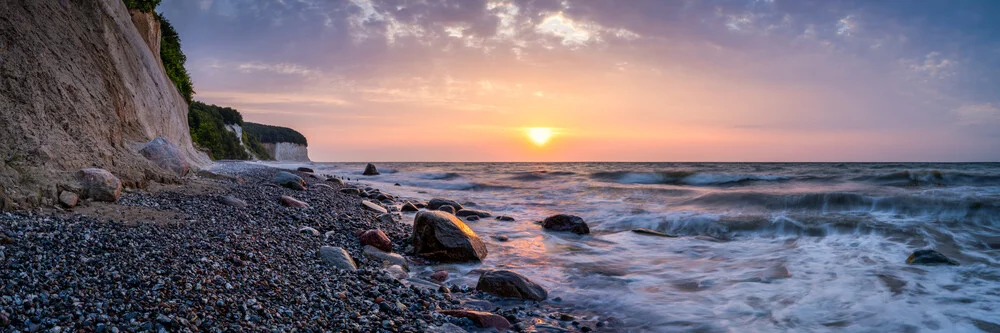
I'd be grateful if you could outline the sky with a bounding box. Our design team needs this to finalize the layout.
[160,0,1000,162]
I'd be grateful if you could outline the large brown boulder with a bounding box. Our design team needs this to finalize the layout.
[273,171,306,190]
[476,270,548,301]
[438,310,511,331]
[363,163,380,176]
[412,211,488,262]
[542,214,590,235]
[139,136,190,176]
[359,229,393,252]
[76,168,123,202]
[427,198,464,211]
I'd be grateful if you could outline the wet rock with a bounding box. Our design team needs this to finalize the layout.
[279,195,309,208]
[413,211,488,262]
[76,168,123,202]
[439,310,511,331]
[542,214,590,235]
[197,170,245,183]
[491,235,509,242]
[297,167,315,173]
[311,183,333,190]
[496,215,516,222]
[363,163,380,176]
[438,205,456,214]
[476,270,548,301]
[273,171,306,190]
[58,191,78,208]
[362,200,388,214]
[319,246,357,270]
[359,229,393,252]
[430,270,449,283]
[327,177,345,185]
[140,136,190,176]
[298,226,320,236]
[401,202,419,212]
[363,245,408,269]
[340,188,361,195]
[427,198,464,211]
[632,228,677,237]
[456,209,491,218]
[385,265,408,279]
[219,196,247,208]
[906,249,959,266]
[465,216,480,222]
[428,323,468,333]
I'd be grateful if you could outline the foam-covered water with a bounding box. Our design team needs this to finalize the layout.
[292,162,1000,332]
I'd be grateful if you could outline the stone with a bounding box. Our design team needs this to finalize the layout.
[298,226,320,236]
[363,163,380,176]
[465,216,480,222]
[296,167,314,173]
[401,202,419,212]
[412,211,488,262]
[359,229,393,252]
[319,246,357,270]
[340,188,361,195]
[327,177,345,185]
[362,200,388,214]
[632,228,677,237]
[279,195,308,208]
[196,170,245,183]
[456,209,491,218]
[415,202,427,209]
[438,310,511,331]
[496,215,515,222]
[385,265,408,280]
[76,168,123,202]
[542,214,590,235]
[362,245,408,269]
[438,205,456,214]
[311,183,333,190]
[140,136,190,176]
[476,270,548,301]
[491,235,509,242]
[429,270,449,283]
[219,196,247,208]
[273,171,306,190]
[58,191,78,208]
[906,249,959,266]
[427,198,464,211]
[428,323,468,333]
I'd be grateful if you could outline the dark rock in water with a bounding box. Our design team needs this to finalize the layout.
[632,228,677,237]
[401,202,419,212]
[542,214,590,235]
[476,270,548,301]
[296,167,314,173]
[363,163,380,176]
[465,216,480,222]
[273,171,306,190]
[438,310,511,331]
[279,195,308,208]
[318,246,357,270]
[394,183,401,186]
[430,270,449,282]
[327,177,345,185]
[359,229,393,252]
[906,249,959,266]
[415,202,427,209]
[438,205,456,214]
[76,168,122,202]
[58,191,78,208]
[340,188,360,195]
[495,215,515,222]
[298,226,320,236]
[140,136,190,176]
[491,235,509,242]
[363,245,408,269]
[219,195,247,208]
[413,211,488,262]
[456,209,491,218]
[362,200,388,214]
[427,198,464,211]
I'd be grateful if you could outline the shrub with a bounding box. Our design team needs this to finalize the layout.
[243,122,308,146]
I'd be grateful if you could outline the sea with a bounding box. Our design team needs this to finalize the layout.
[281,162,1000,332]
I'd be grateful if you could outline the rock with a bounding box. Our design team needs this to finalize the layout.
[362,245,408,269]
[76,168,123,202]
[359,229,393,252]
[311,183,333,190]
[327,177,345,185]
[279,195,308,208]
[438,310,511,331]
[495,215,516,222]
[296,167,314,173]
[319,246,357,270]
[273,171,306,190]
[476,270,548,301]
[363,163,380,176]
[412,211,488,262]
[456,209,491,218]
[139,136,190,176]
[385,265,408,279]
[438,205,456,214]
[465,216,480,222]
[491,235,509,242]
[362,200,388,214]
[427,198,464,211]
[58,191,78,208]
[219,196,247,208]
[298,226,320,236]
[340,188,361,195]
[401,202,419,212]
[196,170,245,183]
[906,249,959,266]
[542,214,590,235]
[632,228,677,237]
[429,270,449,282]
[394,183,401,186]
[428,323,468,333]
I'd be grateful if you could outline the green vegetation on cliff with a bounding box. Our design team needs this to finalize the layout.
[158,16,194,104]
[243,123,309,146]
[123,0,161,12]
[188,102,248,160]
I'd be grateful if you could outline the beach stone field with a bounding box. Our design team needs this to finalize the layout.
[0,163,601,332]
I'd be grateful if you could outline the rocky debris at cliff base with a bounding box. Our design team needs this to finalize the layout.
[364,163,380,176]
[476,270,548,301]
[542,214,591,235]
[427,198,464,211]
[140,136,190,176]
[76,168,123,202]
[632,228,677,237]
[906,249,959,265]
[58,191,78,208]
[413,211,488,262]
[273,171,306,190]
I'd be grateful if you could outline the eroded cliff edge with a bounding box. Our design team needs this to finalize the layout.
[0,0,210,209]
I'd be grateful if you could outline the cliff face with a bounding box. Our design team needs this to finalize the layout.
[0,0,210,208]
[263,143,311,162]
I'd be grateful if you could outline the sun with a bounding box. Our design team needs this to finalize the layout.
[526,127,554,146]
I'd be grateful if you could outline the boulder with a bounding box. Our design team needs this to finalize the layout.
[415,202,427,209]
[58,191,78,208]
[327,178,345,185]
[476,270,548,301]
[362,200,388,214]
[491,235,509,242]
[297,167,315,173]
[542,214,590,235]
[428,323,468,333]
[219,196,247,208]
[359,229,393,252]
[495,215,515,222]
[363,163,380,176]
[438,205,456,214]
[311,183,333,190]
[401,202,419,212]
[429,270,449,283]
[318,246,357,270]
[385,265,408,280]
[197,170,245,183]
[427,198,464,211]
[273,171,306,190]
[298,226,320,236]
[632,228,677,237]
[76,168,123,202]
[906,249,959,266]
[362,245,408,269]
[279,196,309,208]
[438,310,511,331]
[412,211,488,262]
[139,136,190,176]
[340,188,361,195]
[466,216,480,222]
[456,209,491,218]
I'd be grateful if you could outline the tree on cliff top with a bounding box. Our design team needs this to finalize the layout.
[123,0,161,12]
[243,123,309,146]
[158,16,194,104]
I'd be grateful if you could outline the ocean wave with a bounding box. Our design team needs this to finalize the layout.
[508,171,577,182]
[395,180,515,191]
[416,172,462,180]
[591,171,789,186]
[853,170,1000,187]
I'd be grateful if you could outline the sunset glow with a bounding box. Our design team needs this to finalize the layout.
[526,127,554,146]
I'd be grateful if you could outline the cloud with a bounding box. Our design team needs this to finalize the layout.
[953,103,1000,125]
